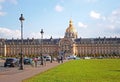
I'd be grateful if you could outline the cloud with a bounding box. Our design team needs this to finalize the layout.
[0,27,20,39]
[55,4,64,12]
[8,0,18,5]
[107,25,115,30]
[0,11,6,16]
[105,8,120,30]
[89,8,120,37]
[25,32,57,39]
[0,0,17,16]
[0,0,5,3]
[109,8,120,23]
[0,28,55,39]
[0,28,52,39]
[80,8,120,38]
[0,0,18,4]
[89,10,106,20]
[25,32,40,39]
[78,22,88,28]
[0,5,6,16]
[90,11,101,19]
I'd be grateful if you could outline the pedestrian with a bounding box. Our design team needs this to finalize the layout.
[34,57,38,67]
[43,57,46,66]
[61,55,63,63]
[57,56,60,63]
[30,59,34,67]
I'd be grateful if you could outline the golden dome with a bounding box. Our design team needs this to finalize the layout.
[65,19,78,39]
[66,19,77,33]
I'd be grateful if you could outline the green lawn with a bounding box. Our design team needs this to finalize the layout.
[23,59,120,82]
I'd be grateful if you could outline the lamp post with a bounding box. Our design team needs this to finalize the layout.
[40,29,44,65]
[50,36,53,63]
[19,14,25,70]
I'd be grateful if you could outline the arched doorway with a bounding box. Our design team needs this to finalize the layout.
[59,38,74,57]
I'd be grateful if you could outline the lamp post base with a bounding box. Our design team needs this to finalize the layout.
[19,66,23,70]
[19,52,23,70]
[41,55,43,65]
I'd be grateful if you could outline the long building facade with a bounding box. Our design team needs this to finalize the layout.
[0,20,120,58]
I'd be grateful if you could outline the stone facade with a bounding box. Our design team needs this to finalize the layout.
[0,20,120,58]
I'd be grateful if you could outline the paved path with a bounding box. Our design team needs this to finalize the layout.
[0,61,63,82]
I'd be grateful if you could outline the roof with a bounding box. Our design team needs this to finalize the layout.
[75,37,120,44]
[1,37,120,45]
[3,38,61,45]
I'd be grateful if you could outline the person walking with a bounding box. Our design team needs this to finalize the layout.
[30,59,34,67]
[57,55,60,63]
[34,57,38,67]
[61,55,63,63]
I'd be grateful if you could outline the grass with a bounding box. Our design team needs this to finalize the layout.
[23,59,120,82]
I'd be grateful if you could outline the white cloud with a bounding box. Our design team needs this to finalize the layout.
[26,32,40,39]
[25,32,56,39]
[0,4,6,16]
[88,8,120,37]
[8,0,18,5]
[110,8,120,23]
[105,8,120,30]
[0,0,5,3]
[0,0,17,16]
[79,8,120,38]
[78,22,88,28]
[112,9,120,15]
[55,4,64,12]
[107,25,115,30]
[0,11,6,16]
[0,28,56,39]
[0,27,20,39]
[90,11,101,19]
[0,0,18,4]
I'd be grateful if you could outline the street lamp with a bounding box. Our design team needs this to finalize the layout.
[50,36,53,63]
[40,29,44,65]
[19,14,25,70]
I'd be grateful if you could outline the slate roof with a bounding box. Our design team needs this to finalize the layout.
[2,38,61,45]
[1,37,120,45]
[75,37,120,44]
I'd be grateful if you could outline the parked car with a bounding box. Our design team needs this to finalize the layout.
[44,56,51,61]
[75,57,80,60]
[84,57,91,59]
[67,55,76,60]
[24,58,32,65]
[4,58,19,67]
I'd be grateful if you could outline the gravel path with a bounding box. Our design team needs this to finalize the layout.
[0,61,62,82]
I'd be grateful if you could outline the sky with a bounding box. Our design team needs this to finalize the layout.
[0,0,120,39]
